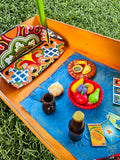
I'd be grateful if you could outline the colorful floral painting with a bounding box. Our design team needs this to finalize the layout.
[0,25,65,88]
[0,25,47,69]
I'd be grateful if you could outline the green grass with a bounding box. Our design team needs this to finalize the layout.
[0,0,120,159]
[0,100,56,160]
[44,0,120,40]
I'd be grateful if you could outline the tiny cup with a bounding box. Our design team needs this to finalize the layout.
[40,93,56,114]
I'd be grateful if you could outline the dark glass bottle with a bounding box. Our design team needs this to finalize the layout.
[68,111,85,141]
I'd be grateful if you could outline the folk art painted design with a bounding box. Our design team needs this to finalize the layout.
[0,25,64,88]
[0,25,47,69]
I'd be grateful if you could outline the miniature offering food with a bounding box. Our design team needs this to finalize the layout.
[68,59,96,79]
[48,82,64,97]
[73,92,88,104]
[71,78,84,92]
[88,88,100,104]
[68,78,103,109]
[84,83,94,94]
[72,79,100,105]
[77,84,87,94]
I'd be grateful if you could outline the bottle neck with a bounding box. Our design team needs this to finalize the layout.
[72,119,84,130]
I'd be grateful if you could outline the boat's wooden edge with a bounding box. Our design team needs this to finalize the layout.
[0,14,120,160]
[0,38,76,160]
[44,16,120,71]
[0,91,76,160]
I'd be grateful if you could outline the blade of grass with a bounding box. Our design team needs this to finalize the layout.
[36,0,47,27]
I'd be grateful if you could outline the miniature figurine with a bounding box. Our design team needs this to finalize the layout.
[48,81,64,97]
[40,93,56,114]
[68,111,85,141]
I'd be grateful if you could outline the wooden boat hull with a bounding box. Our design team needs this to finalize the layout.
[0,15,120,160]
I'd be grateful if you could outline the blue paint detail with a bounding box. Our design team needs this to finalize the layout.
[53,54,58,57]
[16,71,22,75]
[48,52,54,56]
[53,49,57,52]
[45,50,49,53]
[20,73,26,78]
[14,77,20,82]
[23,77,27,81]
[49,47,53,50]
[11,75,16,79]
[20,52,120,160]
[25,70,28,74]
[116,120,120,128]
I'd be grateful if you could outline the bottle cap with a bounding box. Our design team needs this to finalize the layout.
[72,111,84,122]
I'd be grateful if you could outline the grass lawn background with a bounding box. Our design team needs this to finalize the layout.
[0,0,120,159]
